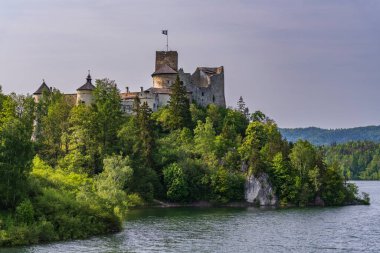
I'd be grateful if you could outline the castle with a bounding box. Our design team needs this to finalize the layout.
[33,50,226,112]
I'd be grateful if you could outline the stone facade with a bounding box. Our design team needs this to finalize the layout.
[155,51,178,71]
[33,50,226,113]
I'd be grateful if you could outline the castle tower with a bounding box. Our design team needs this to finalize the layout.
[33,80,50,103]
[152,51,178,89]
[76,71,95,105]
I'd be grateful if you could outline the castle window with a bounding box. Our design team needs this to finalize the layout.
[202,92,204,96]
[212,95,215,102]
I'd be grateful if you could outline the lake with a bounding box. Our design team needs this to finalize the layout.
[3,181,380,253]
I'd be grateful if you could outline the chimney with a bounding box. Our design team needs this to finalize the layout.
[140,86,143,92]
[126,86,129,93]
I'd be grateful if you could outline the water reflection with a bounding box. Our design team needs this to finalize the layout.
[2,181,378,253]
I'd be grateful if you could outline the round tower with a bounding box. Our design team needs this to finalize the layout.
[152,51,178,89]
[76,71,95,105]
[33,79,50,103]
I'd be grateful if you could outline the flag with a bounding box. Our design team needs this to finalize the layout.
[162,30,168,35]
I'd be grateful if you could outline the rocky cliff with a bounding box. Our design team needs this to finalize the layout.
[245,173,278,206]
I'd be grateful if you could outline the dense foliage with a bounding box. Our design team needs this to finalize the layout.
[0,80,368,246]
[280,126,380,146]
[324,141,380,180]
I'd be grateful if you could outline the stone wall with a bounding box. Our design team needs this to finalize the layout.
[76,90,94,105]
[153,74,177,89]
[155,51,178,71]
[183,66,225,108]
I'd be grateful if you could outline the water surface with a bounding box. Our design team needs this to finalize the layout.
[3,181,379,252]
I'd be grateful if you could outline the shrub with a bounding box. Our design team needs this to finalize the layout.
[15,200,34,225]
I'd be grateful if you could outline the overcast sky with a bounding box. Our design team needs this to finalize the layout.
[1,0,379,128]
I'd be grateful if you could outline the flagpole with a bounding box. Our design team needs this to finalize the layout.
[162,30,169,51]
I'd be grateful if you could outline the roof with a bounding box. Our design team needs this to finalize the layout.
[146,87,173,94]
[33,81,50,95]
[120,92,140,99]
[120,86,192,101]
[77,74,95,91]
[152,64,177,76]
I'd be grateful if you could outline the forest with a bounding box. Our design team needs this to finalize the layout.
[0,77,368,246]
[324,141,380,180]
[280,126,380,146]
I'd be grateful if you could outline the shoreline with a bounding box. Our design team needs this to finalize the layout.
[130,198,369,210]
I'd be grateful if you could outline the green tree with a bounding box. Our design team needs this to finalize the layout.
[135,100,155,167]
[236,96,249,119]
[67,104,98,173]
[0,119,33,208]
[271,153,296,205]
[91,79,124,158]
[194,117,216,161]
[95,155,133,213]
[38,93,73,165]
[167,75,192,130]
[163,163,189,201]
[289,140,323,205]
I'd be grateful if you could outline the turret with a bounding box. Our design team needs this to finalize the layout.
[76,71,95,105]
[33,79,50,103]
[152,51,178,88]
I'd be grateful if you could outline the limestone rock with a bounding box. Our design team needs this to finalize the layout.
[245,173,278,206]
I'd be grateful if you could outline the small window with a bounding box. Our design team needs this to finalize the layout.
[202,92,204,96]
[212,95,215,102]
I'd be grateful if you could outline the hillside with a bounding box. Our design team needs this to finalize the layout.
[279,126,380,146]
[324,141,380,180]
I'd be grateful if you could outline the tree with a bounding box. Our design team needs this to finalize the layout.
[167,75,192,130]
[0,118,33,208]
[119,98,155,161]
[236,96,249,119]
[0,91,34,209]
[194,118,216,156]
[38,93,73,165]
[289,140,323,205]
[10,93,35,137]
[91,79,124,158]
[67,104,97,173]
[135,101,155,167]
[163,163,189,201]
[95,155,133,212]
[271,153,296,205]
[250,110,267,123]
[33,88,62,142]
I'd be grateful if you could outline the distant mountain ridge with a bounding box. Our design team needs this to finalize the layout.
[279,125,380,146]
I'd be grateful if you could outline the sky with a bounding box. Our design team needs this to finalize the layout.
[0,0,379,128]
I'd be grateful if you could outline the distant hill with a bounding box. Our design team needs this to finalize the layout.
[279,126,380,146]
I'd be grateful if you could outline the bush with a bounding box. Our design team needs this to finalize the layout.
[210,169,245,204]
[163,163,189,202]
[15,199,34,225]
